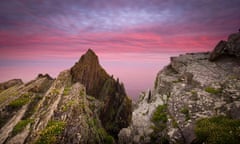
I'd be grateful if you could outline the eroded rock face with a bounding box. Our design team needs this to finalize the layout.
[119,49,240,143]
[0,49,132,144]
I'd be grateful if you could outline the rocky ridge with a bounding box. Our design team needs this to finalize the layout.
[0,49,132,144]
[119,32,240,144]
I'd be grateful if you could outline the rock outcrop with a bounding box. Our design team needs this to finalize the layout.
[209,31,240,61]
[119,33,240,144]
[0,79,23,91]
[71,49,132,137]
[0,49,132,144]
[71,49,110,98]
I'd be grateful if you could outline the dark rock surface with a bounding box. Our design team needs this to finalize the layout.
[71,49,110,98]
[71,49,132,138]
[209,32,240,61]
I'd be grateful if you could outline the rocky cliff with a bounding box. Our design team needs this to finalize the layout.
[119,32,240,144]
[0,49,132,144]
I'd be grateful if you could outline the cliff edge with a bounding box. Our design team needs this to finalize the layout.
[119,32,240,144]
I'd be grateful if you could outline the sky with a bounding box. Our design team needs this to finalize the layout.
[0,0,240,100]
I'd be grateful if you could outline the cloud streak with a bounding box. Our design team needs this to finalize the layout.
[0,0,240,98]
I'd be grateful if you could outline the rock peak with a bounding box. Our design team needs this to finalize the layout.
[79,49,99,64]
[86,48,96,55]
[71,49,109,97]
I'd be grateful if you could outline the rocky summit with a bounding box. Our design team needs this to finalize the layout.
[119,32,240,144]
[0,49,132,144]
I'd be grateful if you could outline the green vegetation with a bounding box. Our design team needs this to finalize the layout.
[86,117,114,144]
[171,118,178,128]
[205,87,221,94]
[194,116,240,144]
[150,104,169,144]
[172,78,183,83]
[63,87,71,96]
[12,119,33,136]
[23,94,42,119]
[0,86,18,105]
[79,89,85,96]
[35,120,66,144]
[191,90,197,95]
[190,90,199,101]
[97,128,114,144]
[180,107,190,121]
[61,100,78,112]
[50,89,60,95]
[8,93,31,110]
[151,104,168,125]
[87,95,96,101]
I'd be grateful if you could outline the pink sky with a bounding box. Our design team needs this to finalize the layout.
[0,0,239,99]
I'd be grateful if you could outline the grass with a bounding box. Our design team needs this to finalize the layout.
[0,86,19,105]
[8,93,31,110]
[35,120,66,144]
[97,127,114,144]
[63,87,71,96]
[79,89,85,96]
[23,94,42,119]
[50,89,60,95]
[194,116,240,144]
[180,107,190,121]
[12,119,33,136]
[61,100,78,112]
[150,104,169,143]
[172,78,183,83]
[172,119,178,128]
[191,90,199,101]
[151,104,168,124]
[205,87,221,95]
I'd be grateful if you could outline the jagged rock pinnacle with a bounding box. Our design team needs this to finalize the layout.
[70,49,110,98]
[78,49,99,65]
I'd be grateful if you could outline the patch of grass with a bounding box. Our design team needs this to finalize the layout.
[151,104,168,130]
[97,128,114,144]
[205,87,221,95]
[12,119,33,136]
[35,120,66,144]
[152,104,168,123]
[63,87,71,96]
[61,100,77,112]
[194,116,240,144]
[191,90,197,95]
[172,119,178,128]
[190,90,199,101]
[23,94,42,119]
[8,93,31,110]
[87,96,96,101]
[79,89,85,96]
[50,89,60,95]
[180,107,190,121]
[0,86,18,105]
[172,78,183,83]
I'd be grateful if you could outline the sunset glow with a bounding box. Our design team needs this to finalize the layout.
[0,0,239,99]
